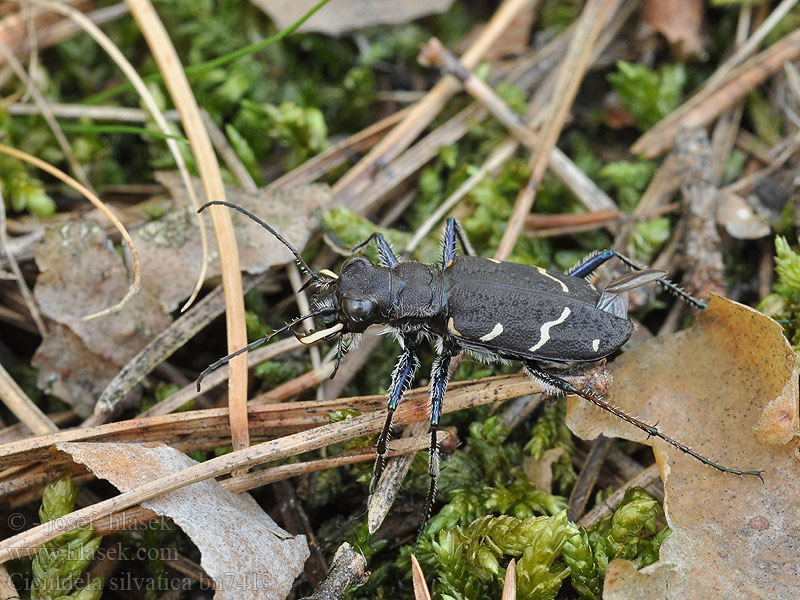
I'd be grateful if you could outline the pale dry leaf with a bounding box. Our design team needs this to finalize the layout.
[522,446,564,492]
[57,441,310,600]
[717,191,770,240]
[33,221,171,366]
[147,173,329,311]
[567,296,800,598]
[253,0,455,36]
[642,0,706,61]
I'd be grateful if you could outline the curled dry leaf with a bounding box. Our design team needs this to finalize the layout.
[31,324,121,418]
[567,296,800,598]
[716,191,771,240]
[147,173,329,312]
[56,442,309,600]
[32,222,170,415]
[34,221,171,366]
[253,0,455,36]
[642,0,705,61]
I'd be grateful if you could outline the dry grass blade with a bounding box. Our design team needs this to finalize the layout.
[0,143,142,320]
[632,21,800,158]
[0,374,537,563]
[0,35,94,194]
[0,362,57,436]
[0,191,46,336]
[496,0,618,261]
[502,559,517,600]
[331,0,538,205]
[126,0,249,452]
[23,0,211,313]
[411,554,433,600]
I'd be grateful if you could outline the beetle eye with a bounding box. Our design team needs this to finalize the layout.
[319,312,337,324]
[342,298,374,323]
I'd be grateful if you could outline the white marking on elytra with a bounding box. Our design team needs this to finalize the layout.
[318,268,339,279]
[486,258,502,264]
[528,307,571,352]
[299,322,343,344]
[447,317,463,337]
[479,322,504,342]
[592,339,600,352]
[536,266,569,292]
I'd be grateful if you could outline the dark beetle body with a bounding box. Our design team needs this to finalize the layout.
[196,203,764,533]
[442,256,632,363]
[329,253,632,365]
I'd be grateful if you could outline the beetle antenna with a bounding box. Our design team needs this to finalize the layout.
[196,307,334,391]
[198,201,320,280]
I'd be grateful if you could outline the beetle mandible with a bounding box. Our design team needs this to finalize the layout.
[196,201,763,521]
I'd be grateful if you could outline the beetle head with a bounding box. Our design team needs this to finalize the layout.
[302,255,393,342]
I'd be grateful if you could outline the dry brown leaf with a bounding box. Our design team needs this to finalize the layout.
[567,296,800,598]
[33,221,171,366]
[253,0,455,36]
[31,324,121,417]
[57,441,309,600]
[148,173,328,311]
[642,0,705,61]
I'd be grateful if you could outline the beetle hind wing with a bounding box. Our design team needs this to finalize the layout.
[597,269,666,317]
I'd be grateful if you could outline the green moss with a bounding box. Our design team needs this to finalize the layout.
[608,62,686,131]
[31,475,104,600]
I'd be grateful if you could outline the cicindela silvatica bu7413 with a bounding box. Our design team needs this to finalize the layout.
[196,201,764,522]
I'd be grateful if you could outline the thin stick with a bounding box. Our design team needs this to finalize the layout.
[87,434,439,535]
[0,564,19,600]
[418,37,617,215]
[331,0,539,206]
[141,337,303,418]
[0,190,46,336]
[268,107,409,190]
[0,143,141,320]
[0,36,94,194]
[632,8,800,158]
[578,463,661,528]
[403,137,519,255]
[23,0,210,313]
[0,3,129,59]
[496,0,618,261]
[0,361,57,436]
[7,102,177,121]
[126,0,249,453]
[0,375,539,563]
[89,274,266,425]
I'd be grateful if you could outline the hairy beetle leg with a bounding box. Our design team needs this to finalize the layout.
[370,340,421,493]
[524,362,764,481]
[568,249,706,310]
[418,349,454,543]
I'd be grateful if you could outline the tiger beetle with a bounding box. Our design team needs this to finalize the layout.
[196,201,764,524]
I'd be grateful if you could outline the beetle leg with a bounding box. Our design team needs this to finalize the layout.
[321,223,399,267]
[371,337,421,491]
[420,346,455,535]
[352,233,399,267]
[523,362,764,481]
[441,218,475,267]
[567,250,706,310]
